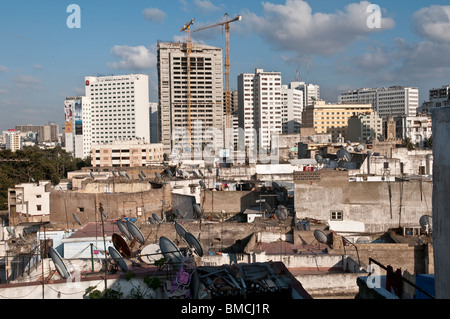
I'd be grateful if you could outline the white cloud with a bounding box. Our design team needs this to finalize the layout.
[241,0,395,57]
[194,0,221,14]
[0,65,9,73]
[107,45,157,70]
[0,88,8,95]
[142,7,167,24]
[412,5,450,43]
[14,75,41,89]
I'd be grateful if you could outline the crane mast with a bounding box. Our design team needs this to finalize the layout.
[181,19,195,137]
[194,14,242,147]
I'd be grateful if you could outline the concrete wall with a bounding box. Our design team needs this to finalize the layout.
[432,107,450,298]
[294,170,432,233]
[49,185,171,228]
[199,190,260,215]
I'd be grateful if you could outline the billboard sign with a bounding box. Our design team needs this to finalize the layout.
[74,99,83,135]
[64,100,73,134]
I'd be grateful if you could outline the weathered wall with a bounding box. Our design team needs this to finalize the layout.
[49,184,171,228]
[432,107,450,299]
[294,170,432,233]
[199,190,261,215]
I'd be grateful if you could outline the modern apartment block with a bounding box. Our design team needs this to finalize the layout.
[302,100,373,142]
[157,42,224,156]
[91,139,164,168]
[2,130,22,152]
[290,81,320,107]
[64,74,150,159]
[238,69,282,151]
[281,84,304,134]
[338,86,419,119]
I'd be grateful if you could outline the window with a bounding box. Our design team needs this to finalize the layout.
[36,205,42,211]
[78,207,84,213]
[330,210,343,221]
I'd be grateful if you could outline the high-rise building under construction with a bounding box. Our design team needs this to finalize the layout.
[157,42,224,157]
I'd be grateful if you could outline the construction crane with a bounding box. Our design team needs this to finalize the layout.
[194,13,242,146]
[181,19,195,137]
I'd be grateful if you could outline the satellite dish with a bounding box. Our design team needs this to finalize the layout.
[182,171,190,179]
[315,154,323,164]
[174,222,188,242]
[126,220,146,245]
[108,246,129,273]
[99,207,108,219]
[199,180,206,189]
[49,246,71,279]
[159,236,184,271]
[346,145,354,153]
[125,173,130,180]
[112,233,131,258]
[140,170,147,178]
[138,174,144,181]
[192,171,199,179]
[337,148,352,162]
[272,182,281,191]
[314,229,328,245]
[148,216,155,224]
[72,213,82,226]
[419,215,433,233]
[112,171,118,177]
[207,166,213,174]
[139,244,163,265]
[165,169,173,177]
[175,208,186,219]
[278,205,288,221]
[117,220,133,240]
[155,172,162,179]
[193,204,207,219]
[262,202,272,213]
[152,213,162,224]
[6,226,15,237]
[198,170,204,177]
[19,233,27,241]
[185,232,204,257]
[356,144,365,152]
[176,169,183,176]
[119,171,126,177]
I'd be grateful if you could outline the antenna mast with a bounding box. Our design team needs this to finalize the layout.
[181,19,195,144]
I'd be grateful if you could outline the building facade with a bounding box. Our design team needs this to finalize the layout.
[15,123,60,144]
[417,85,450,115]
[281,84,304,134]
[3,130,22,152]
[347,111,383,142]
[302,100,373,142]
[238,68,282,151]
[64,74,150,159]
[290,81,320,107]
[157,42,224,156]
[394,115,433,148]
[91,140,164,168]
[339,86,419,119]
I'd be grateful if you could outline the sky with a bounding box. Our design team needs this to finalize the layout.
[1,0,450,133]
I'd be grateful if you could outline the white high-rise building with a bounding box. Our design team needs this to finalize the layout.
[3,130,22,152]
[157,42,224,156]
[64,74,150,159]
[290,81,320,107]
[338,86,419,119]
[238,69,282,151]
[281,84,304,134]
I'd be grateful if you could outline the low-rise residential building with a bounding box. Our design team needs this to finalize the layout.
[8,181,51,225]
[91,140,164,167]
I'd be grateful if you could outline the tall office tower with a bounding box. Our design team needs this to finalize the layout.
[238,68,282,151]
[290,81,320,107]
[149,102,159,143]
[157,42,224,156]
[84,73,150,145]
[64,96,91,159]
[281,84,304,134]
[338,86,419,119]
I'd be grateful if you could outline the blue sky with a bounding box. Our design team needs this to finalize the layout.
[1,0,450,133]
